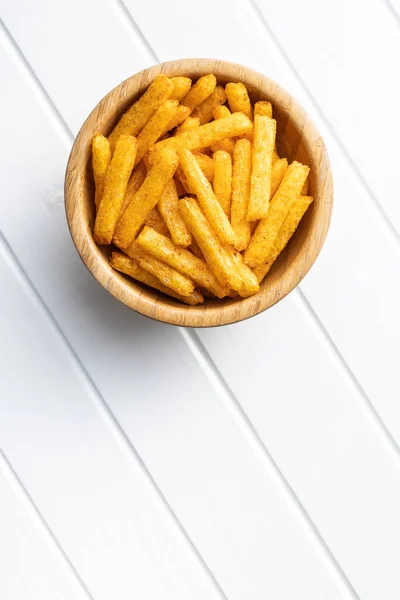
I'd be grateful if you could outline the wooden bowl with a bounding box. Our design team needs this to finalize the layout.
[65,59,333,327]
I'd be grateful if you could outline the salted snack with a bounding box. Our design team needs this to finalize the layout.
[92,135,111,209]
[90,73,313,304]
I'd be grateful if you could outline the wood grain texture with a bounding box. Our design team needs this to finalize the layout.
[65,58,333,326]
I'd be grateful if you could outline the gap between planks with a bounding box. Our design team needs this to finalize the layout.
[0,229,228,600]
[182,329,360,600]
[0,11,395,599]
[383,0,400,26]
[0,447,94,600]
[248,0,400,247]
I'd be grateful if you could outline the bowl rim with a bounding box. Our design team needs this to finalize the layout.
[65,58,333,327]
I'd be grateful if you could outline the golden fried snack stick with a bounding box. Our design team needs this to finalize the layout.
[175,116,200,135]
[225,82,253,120]
[191,86,227,125]
[180,74,216,111]
[169,76,192,101]
[176,153,214,193]
[244,161,310,267]
[151,112,253,156]
[143,207,170,237]
[158,179,192,246]
[271,157,288,198]
[113,147,179,249]
[231,139,252,251]
[253,102,281,163]
[94,135,137,245]
[210,105,235,155]
[213,105,231,119]
[247,115,277,221]
[92,135,111,209]
[160,105,191,136]
[179,149,235,246]
[301,177,310,196]
[231,251,260,298]
[254,101,273,118]
[137,226,229,298]
[126,243,194,297]
[210,138,235,155]
[253,196,314,282]
[110,252,203,305]
[108,76,173,151]
[212,150,232,217]
[121,161,147,214]
[179,197,242,290]
[244,101,274,143]
[134,99,178,166]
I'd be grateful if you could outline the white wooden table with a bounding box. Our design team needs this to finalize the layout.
[1,1,400,598]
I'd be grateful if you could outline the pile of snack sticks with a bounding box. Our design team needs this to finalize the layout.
[92,73,312,305]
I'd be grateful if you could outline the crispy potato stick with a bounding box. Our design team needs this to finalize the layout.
[181,73,216,111]
[210,105,234,154]
[210,138,235,155]
[193,153,214,180]
[213,105,231,120]
[175,116,200,135]
[158,179,192,246]
[254,101,273,118]
[108,76,172,151]
[253,196,314,282]
[225,82,253,119]
[247,115,277,221]
[179,149,235,246]
[126,243,194,296]
[176,153,214,193]
[191,86,227,125]
[143,207,170,237]
[271,157,288,198]
[92,135,111,209]
[152,112,253,156]
[114,147,179,249]
[134,99,178,166]
[244,161,310,267]
[212,150,232,217]
[94,135,137,245]
[110,252,203,305]
[231,251,260,298]
[244,102,274,143]
[301,177,310,195]
[137,226,229,298]
[231,139,252,251]
[160,105,191,137]
[121,161,147,213]
[179,197,242,289]
[169,76,192,101]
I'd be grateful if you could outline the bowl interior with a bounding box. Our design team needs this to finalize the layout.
[67,59,332,326]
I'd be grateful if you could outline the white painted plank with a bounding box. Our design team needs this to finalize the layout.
[197,297,400,600]
[0,457,89,600]
[253,0,400,236]
[0,0,155,134]
[0,16,354,600]
[125,0,400,457]
[0,240,221,600]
